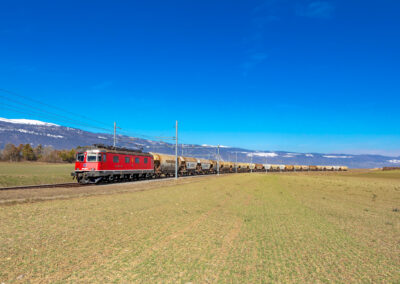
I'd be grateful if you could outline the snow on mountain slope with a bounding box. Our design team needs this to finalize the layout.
[0,118,398,168]
[0,117,59,127]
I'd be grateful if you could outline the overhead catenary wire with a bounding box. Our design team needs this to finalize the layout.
[0,88,112,128]
[0,88,173,142]
[1,88,232,161]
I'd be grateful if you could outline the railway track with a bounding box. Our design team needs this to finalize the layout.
[0,182,92,191]
[0,174,219,191]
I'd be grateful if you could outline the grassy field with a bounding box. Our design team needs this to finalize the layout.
[0,162,74,187]
[0,171,399,282]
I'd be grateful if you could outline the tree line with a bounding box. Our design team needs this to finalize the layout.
[0,143,77,163]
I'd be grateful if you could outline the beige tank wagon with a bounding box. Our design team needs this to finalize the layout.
[294,165,302,171]
[238,163,249,172]
[150,152,178,176]
[219,161,232,173]
[301,165,309,171]
[255,163,264,172]
[309,165,317,171]
[340,166,348,171]
[285,165,294,171]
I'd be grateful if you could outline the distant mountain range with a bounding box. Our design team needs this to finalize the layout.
[1,117,399,168]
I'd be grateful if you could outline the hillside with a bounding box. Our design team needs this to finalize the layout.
[1,117,399,168]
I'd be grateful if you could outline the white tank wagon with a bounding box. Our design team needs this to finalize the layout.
[264,164,272,171]
[324,166,334,171]
[249,163,256,171]
[179,156,198,175]
[197,158,212,174]
[333,166,340,171]
[278,165,286,171]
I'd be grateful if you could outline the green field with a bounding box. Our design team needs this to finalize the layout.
[0,171,399,282]
[0,162,74,187]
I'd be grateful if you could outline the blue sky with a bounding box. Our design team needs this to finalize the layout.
[0,1,399,156]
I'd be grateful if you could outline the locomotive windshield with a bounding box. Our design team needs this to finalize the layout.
[76,153,85,162]
[87,154,97,162]
[86,153,102,162]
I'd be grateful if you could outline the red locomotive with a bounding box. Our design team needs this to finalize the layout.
[72,145,154,184]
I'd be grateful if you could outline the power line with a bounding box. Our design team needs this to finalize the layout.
[1,103,114,133]
[0,88,111,128]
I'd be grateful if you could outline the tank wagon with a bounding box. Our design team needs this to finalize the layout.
[255,164,264,172]
[72,145,348,183]
[294,165,302,171]
[264,164,272,171]
[197,158,213,174]
[309,165,317,171]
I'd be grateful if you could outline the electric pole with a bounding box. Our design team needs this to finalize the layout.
[217,144,220,176]
[250,153,253,173]
[113,122,116,148]
[265,157,268,173]
[175,120,178,179]
[235,152,238,173]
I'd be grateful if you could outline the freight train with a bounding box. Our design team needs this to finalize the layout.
[72,145,348,184]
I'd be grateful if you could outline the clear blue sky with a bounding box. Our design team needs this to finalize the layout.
[1,1,399,156]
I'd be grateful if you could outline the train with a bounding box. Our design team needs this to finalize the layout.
[71,145,348,184]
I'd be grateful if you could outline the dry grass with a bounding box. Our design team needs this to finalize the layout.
[0,171,399,282]
[0,162,74,187]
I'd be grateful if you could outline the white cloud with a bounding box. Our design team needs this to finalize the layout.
[388,159,400,164]
[305,154,314,157]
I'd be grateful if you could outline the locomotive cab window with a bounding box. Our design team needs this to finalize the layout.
[113,156,119,163]
[98,154,102,162]
[125,157,130,163]
[76,153,85,162]
[144,157,148,164]
[87,154,97,162]
[103,154,106,162]
[135,157,140,164]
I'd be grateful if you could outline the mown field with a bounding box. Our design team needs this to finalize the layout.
[0,171,399,282]
[0,162,74,187]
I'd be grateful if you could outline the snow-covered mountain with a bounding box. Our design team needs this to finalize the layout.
[0,117,399,168]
